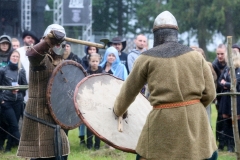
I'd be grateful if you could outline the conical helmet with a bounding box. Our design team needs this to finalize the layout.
[43,24,66,37]
[153,11,178,32]
[43,24,66,55]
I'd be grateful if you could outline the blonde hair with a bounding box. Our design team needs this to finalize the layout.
[10,50,22,70]
[232,49,240,68]
[190,46,206,59]
[11,38,20,43]
[87,53,102,62]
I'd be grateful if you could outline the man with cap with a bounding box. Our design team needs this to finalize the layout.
[108,37,129,73]
[17,24,69,160]
[0,35,12,67]
[0,34,12,151]
[113,11,217,160]
[17,30,39,102]
[22,30,39,46]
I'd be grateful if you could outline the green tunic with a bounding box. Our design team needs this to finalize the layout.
[114,51,217,159]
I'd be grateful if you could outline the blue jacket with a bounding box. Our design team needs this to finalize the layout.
[100,46,128,80]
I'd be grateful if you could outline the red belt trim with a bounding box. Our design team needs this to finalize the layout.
[154,99,200,109]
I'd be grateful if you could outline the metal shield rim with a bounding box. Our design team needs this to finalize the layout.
[47,60,87,130]
[74,74,136,153]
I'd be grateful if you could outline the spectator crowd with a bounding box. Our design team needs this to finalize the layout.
[0,29,149,153]
[0,24,239,156]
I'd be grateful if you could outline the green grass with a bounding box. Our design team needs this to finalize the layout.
[0,104,237,159]
[211,104,236,160]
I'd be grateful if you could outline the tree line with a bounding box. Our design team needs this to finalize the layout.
[45,0,240,58]
[92,0,240,57]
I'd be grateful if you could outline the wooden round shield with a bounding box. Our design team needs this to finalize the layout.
[74,74,152,153]
[47,60,87,130]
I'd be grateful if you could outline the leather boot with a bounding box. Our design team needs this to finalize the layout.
[79,136,85,146]
[227,139,235,153]
[218,131,225,151]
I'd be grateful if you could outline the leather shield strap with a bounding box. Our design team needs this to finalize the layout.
[154,99,200,109]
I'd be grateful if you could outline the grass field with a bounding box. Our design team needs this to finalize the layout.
[0,104,237,159]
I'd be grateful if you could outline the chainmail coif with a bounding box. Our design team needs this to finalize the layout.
[142,28,193,58]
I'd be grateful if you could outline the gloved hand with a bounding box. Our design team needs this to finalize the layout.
[123,111,128,119]
[113,108,128,119]
[45,30,65,48]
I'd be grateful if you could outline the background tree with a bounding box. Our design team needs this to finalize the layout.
[212,0,240,42]
[133,0,161,33]
[134,0,240,60]
[92,0,134,35]
[44,0,240,61]
[168,0,218,57]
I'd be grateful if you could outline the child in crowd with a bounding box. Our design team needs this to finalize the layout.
[86,53,105,74]
[86,53,105,150]
[79,46,99,146]
[82,46,99,70]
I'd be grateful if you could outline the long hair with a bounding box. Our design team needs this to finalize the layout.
[7,50,22,70]
[190,46,206,59]
[232,49,240,69]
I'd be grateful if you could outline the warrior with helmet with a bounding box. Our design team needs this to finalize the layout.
[17,24,69,160]
[113,11,218,160]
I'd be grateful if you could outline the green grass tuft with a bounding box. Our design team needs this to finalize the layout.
[0,104,237,159]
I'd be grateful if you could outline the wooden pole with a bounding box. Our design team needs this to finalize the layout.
[118,116,123,132]
[0,85,28,90]
[47,33,108,49]
[217,92,240,96]
[227,36,240,159]
[64,37,106,49]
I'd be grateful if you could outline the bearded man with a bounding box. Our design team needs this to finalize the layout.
[17,30,39,102]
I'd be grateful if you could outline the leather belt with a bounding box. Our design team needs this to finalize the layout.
[154,99,200,109]
[24,111,63,160]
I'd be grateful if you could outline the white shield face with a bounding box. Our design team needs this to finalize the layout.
[74,74,152,153]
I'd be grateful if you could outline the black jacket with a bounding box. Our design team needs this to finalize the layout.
[119,51,129,74]
[66,52,82,65]
[82,55,89,70]
[218,67,240,115]
[0,64,28,102]
[86,66,105,75]
[212,58,227,93]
